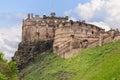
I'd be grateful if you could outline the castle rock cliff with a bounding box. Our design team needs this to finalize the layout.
[13,13,120,70]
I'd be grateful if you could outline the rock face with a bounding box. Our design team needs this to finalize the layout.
[12,40,53,70]
[13,12,120,70]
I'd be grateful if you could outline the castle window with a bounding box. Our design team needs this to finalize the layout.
[29,48,32,52]
[92,31,94,34]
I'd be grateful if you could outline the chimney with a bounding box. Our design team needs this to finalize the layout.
[31,13,33,19]
[28,13,30,19]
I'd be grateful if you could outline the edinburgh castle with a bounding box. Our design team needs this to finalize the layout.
[13,13,120,70]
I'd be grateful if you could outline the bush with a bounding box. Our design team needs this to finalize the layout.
[0,52,19,80]
[0,72,8,80]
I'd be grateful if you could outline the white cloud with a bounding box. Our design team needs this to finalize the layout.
[0,25,21,60]
[64,0,120,31]
[0,13,26,60]
[90,21,110,31]
[75,0,105,20]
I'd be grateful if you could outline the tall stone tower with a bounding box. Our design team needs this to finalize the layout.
[22,13,68,42]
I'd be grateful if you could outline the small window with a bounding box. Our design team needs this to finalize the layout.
[92,31,94,34]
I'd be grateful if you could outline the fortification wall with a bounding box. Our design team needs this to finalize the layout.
[114,35,120,41]
[21,13,120,59]
[14,13,120,70]
[53,21,103,57]
[53,27,71,55]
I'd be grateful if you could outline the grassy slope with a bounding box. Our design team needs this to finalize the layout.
[23,40,120,80]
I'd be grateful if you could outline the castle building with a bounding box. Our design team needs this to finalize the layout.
[22,12,68,42]
[13,13,120,69]
[22,12,120,58]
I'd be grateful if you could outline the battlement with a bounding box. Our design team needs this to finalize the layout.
[25,12,68,21]
[22,13,106,42]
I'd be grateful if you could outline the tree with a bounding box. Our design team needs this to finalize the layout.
[0,52,19,80]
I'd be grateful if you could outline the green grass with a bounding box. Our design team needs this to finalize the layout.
[22,40,120,80]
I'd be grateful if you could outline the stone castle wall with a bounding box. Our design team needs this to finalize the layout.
[13,13,120,70]
[20,13,120,58]
[53,21,105,57]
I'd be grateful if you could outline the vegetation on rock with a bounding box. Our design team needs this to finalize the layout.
[13,40,53,70]
[21,40,120,80]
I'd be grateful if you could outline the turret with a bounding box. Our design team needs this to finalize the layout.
[50,12,56,17]
[27,13,30,19]
[31,13,33,19]
[27,13,34,19]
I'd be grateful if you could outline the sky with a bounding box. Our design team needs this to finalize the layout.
[0,0,120,60]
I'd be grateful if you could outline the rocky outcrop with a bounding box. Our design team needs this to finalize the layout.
[12,40,53,70]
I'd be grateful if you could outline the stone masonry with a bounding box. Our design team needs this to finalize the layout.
[13,12,120,70]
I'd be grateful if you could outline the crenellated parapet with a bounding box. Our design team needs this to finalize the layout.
[22,12,107,43]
